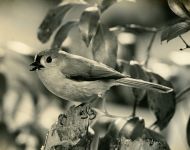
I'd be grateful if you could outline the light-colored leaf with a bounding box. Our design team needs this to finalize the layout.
[51,21,78,49]
[38,3,85,43]
[79,6,100,47]
[92,24,118,68]
[167,0,190,18]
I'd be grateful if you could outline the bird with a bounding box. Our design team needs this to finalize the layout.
[30,49,173,108]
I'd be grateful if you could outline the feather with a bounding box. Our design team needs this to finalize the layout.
[59,51,127,80]
[116,78,173,93]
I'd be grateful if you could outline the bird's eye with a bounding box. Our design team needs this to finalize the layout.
[46,56,52,63]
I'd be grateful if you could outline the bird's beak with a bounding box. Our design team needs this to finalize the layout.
[30,55,44,71]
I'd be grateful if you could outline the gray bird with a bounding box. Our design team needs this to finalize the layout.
[30,49,173,105]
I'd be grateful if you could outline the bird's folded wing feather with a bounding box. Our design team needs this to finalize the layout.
[59,51,127,80]
[59,51,173,93]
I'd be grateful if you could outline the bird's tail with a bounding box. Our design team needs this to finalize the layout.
[115,77,173,93]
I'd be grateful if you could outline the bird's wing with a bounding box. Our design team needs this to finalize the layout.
[59,51,128,81]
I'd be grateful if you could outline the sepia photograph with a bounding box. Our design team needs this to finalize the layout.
[0,0,190,149]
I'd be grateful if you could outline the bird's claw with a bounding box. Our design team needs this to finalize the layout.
[78,104,97,120]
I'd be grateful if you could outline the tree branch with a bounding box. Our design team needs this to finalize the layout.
[179,35,190,51]
[176,86,190,103]
[144,32,157,66]
[124,24,158,33]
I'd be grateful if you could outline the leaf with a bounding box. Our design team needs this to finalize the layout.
[119,128,170,150]
[115,60,149,105]
[57,24,93,59]
[92,24,118,68]
[119,138,170,150]
[99,0,117,12]
[119,117,145,140]
[38,3,82,43]
[51,21,78,49]
[187,116,190,147]
[142,128,166,141]
[98,118,170,150]
[147,72,176,130]
[167,0,190,18]
[79,6,100,47]
[0,73,7,99]
[129,61,149,102]
[0,73,7,119]
[161,21,190,42]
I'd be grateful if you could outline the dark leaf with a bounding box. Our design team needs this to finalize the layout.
[187,116,190,147]
[98,117,144,150]
[115,60,149,104]
[147,72,176,130]
[99,0,117,12]
[0,73,7,120]
[140,128,170,150]
[142,128,168,144]
[104,117,145,140]
[129,61,149,102]
[92,24,118,68]
[98,118,170,150]
[119,128,170,150]
[51,21,78,49]
[0,73,7,99]
[119,117,145,140]
[161,21,190,42]
[98,117,125,150]
[38,3,83,43]
[79,6,100,47]
[119,138,170,150]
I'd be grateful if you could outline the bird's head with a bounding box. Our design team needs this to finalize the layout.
[30,50,60,71]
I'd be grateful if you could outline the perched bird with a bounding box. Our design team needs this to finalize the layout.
[167,0,190,18]
[30,49,173,105]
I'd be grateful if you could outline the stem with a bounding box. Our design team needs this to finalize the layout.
[132,99,137,117]
[179,35,190,50]
[176,86,190,103]
[124,24,158,33]
[110,24,159,33]
[144,32,157,67]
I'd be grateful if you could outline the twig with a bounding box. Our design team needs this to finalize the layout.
[110,24,159,33]
[179,35,190,51]
[124,24,158,33]
[176,86,190,103]
[132,99,138,117]
[144,32,157,66]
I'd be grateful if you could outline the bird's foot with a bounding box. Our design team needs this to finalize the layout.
[76,103,97,120]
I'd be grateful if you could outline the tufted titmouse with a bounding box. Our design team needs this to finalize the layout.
[30,49,173,104]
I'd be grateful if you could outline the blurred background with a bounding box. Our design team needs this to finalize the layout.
[0,0,189,149]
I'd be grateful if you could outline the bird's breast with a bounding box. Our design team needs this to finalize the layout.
[37,69,111,102]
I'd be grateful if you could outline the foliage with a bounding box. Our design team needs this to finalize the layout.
[1,0,190,150]
[35,0,190,149]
